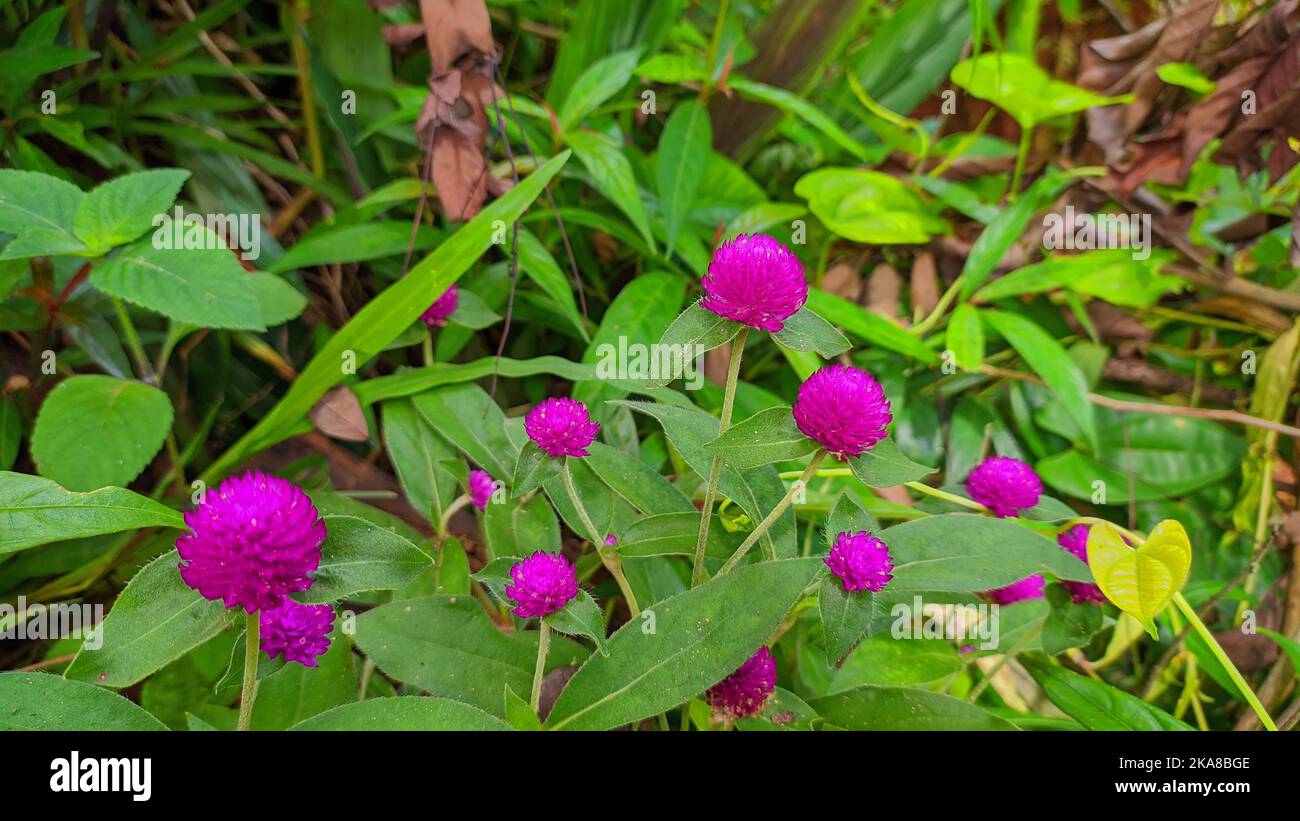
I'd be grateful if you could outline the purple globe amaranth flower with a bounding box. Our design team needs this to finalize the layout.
[699,233,807,333]
[706,646,777,720]
[420,283,459,327]
[603,534,618,548]
[525,397,600,457]
[505,551,579,619]
[825,531,894,593]
[966,456,1043,518]
[260,599,335,667]
[987,574,1046,605]
[177,471,326,613]
[469,469,495,511]
[792,364,892,458]
[1057,524,1106,604]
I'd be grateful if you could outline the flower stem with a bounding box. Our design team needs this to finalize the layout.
[437,493,471,538]
[692,329,748,587]
[1171,591,1277,731]
[563,459,639,615]
[903,481,987,512]
[716,450,826,577]
[1008,125,1032,202]
[530,621,551,716]
[236,612,260,731]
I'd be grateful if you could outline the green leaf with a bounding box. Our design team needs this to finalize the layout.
[267,221,443,273]
[881,512,1092,592]
[735,687,821,731]
[91,235,264,330]
[1022,655,1193,730]
[706,406,817,470]
[557,48,640,132]
[354,595,588,717]
[984,308,1097,451]
[1156,61,1215,95]
[483,493,561,560]
[614,400,796,558]
[565,130,656,252]
[728,77,875,163]
[290,697,511,731]
[74,169,191,253]
[0,471,183,554]
[958,168,1096,298]
[295,515,433,604]
[848,438,934,486]
[584,441,693,514]
[0,169,87,259]
[546,590,610,656]
[202,152,570,480]
[646,301,742,386]
[0,672,167,730]
[504,684,544,731]
[806,289,938,363]
[945,303,984,371]
[512,440,563,498]
[250,626,355,730]
[657,99,712,255]
[31,375,173,491]
[1041,582,1105,655]
[1087,520,1190,638]
[546,557,823,730]
[795,167,946,244]
[247,271,308,326]
[950,52,1130,129]
[810,685,1016,730]
[772,306,851,357]
[0,398,20,470]
[65,550,240,688]
[411,383,517,479]
[618,511,738,559]
[517,228,590,341]
[381,398,457,524]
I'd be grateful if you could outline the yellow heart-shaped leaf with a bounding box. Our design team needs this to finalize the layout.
[1087,520,1191,638]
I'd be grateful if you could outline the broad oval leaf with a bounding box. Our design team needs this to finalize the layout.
[0,672,167,730]
[74,168,190,253]
[810,684,1016,730]
[795,167,946,244]
[289,696,510,731]
[30,375,173,491]
[772,306,851,357]
[706,406,818,470]
[295,514,433,604]
[950,52,1130,129]
[1023,655,1192,730]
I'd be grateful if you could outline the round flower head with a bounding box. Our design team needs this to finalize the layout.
[603,534,618,548]
[260,600,335,667]
[525,397,600,457]
[966,456,1042,518]
[468,469,495,511]
[706,646,777,720]
[987,574,1045,605]
[504,551,579,619]
[792,364,893,458]
[700,233,807,333]
[177,471,326,613]
[420,283,459,326]
[1057,524,1106,604]
[825,531,894,593]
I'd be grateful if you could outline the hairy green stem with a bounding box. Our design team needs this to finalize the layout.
[716,450,826,577]
[111,297,157,384]
[1172,592,1277,731]
[237,612,260,731]
[692,329,748,587]
[1008,125,1032,201]
[903,481,987,511]
[530,621,551,716]
[563,459,639,615]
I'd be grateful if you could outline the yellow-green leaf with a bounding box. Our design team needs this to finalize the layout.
[1087,520,1191,638]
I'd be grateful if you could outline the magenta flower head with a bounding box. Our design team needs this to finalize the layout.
[700,233,807,333]
[793,364,893,458]
[420,283,459,327]
[825,531,894,593]
[525,397,600,457]
[469,469,495,511]
[603,534,618,548]
[177,471,327,613]
[504,551,579,618]
[1057,524,1106,604]
[966,456,1042,518]
[987,575,1045,605]
[260,600,335,667]
[706,646,777,720]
